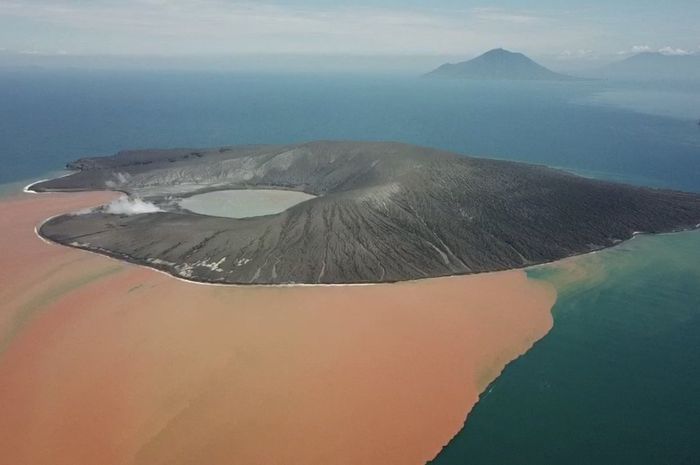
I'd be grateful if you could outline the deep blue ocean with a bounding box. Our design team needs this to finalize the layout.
[2,70,699,192]
[2,69,700,465]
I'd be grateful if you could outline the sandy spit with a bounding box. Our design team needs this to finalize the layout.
[0,191,556,465]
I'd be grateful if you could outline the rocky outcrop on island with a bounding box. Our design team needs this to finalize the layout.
[33,141,700,284]
[426,48,576,81]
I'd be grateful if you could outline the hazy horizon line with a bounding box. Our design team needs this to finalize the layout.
[2,47,699,75]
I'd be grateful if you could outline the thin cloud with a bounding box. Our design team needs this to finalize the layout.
[631,45,652,53]
[658,46,691,56]
[558,49,595,59]
[618,45,693,56]
[1,1,697,59]
[471,7,543,24]
[0,1,569,56]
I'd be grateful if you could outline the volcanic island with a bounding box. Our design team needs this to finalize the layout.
[31,140,700,285]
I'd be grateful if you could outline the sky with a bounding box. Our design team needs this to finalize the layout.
[1,0,699,70]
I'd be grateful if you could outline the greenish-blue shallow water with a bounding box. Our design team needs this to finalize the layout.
[431,230,700,465]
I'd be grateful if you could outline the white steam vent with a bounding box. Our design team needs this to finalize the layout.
[103,196,162,215]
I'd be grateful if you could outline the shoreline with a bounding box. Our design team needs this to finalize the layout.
[22,170,75,195]
[21,158,700,288]
[31,183,700,288]
[26,141,700,286]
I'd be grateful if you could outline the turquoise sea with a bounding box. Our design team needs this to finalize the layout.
[431,230,700,465]
[1,69,699,464]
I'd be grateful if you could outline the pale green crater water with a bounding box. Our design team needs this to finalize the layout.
[178,189,316,219]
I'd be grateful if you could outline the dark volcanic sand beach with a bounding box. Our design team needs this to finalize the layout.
[0,191,556,465]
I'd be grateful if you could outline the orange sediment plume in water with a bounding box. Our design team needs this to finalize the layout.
[0,191,556,465]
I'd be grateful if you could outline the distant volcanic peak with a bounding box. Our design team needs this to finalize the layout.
[427,48,574,81]
[478,48,526,59]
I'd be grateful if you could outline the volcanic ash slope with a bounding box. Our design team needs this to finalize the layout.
[34,141,700,284]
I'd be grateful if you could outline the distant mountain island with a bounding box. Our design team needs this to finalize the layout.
[598,52,700,80]
[426,48,575,81]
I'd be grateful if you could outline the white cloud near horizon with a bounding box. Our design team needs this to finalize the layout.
[618,44,695,56]
[658,46,691,56]
[631,45,652,53]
